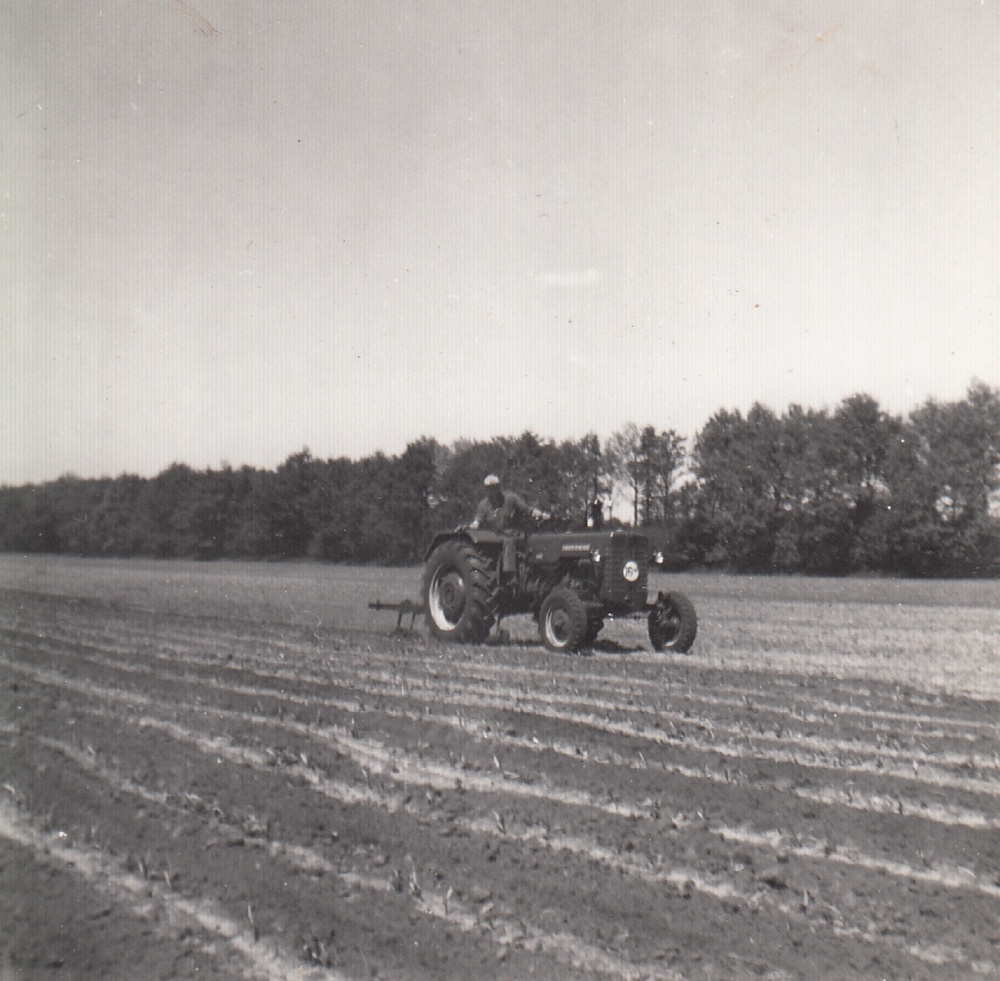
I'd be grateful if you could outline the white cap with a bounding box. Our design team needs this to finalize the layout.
[484,474,501,487]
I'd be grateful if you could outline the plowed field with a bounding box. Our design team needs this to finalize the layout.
[2,556,999,980]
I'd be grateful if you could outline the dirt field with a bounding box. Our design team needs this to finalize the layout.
[1,555,999,980]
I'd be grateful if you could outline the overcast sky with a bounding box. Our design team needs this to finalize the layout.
[4,0,998,485]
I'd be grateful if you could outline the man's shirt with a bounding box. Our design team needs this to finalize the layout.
[472,491,533,532]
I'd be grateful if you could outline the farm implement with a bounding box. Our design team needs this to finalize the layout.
[367,598,424,632]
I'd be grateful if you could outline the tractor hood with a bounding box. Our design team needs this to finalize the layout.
[523,530,625,563]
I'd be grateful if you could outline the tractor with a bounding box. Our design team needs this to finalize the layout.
[420,526,697,654]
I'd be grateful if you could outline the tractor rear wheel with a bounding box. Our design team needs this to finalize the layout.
[648,590,697,653]
[538,587,588,653]
[423,540,497,643]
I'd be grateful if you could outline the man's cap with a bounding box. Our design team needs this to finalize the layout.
[484,474,501,487]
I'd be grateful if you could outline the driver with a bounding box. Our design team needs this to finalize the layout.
[469,474,548,532]
[468,475,549,584]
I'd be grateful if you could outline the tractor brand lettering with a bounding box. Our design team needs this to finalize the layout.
[561,544,591,553]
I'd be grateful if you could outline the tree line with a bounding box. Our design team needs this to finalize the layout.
[2,382,998,576]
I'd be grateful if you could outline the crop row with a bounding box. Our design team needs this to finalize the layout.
[3,590,1000,979]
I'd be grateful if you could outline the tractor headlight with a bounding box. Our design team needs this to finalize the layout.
[622,560,639,582]
[592,548,601,563]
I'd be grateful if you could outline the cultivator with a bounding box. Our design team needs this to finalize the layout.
[368,598,424,632]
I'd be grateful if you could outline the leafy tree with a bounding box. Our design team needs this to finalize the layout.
[128,464,201,556]
[608,424,689,528]
[828,395,902,571]
[768,405,838,572]
[224,466,272,558]
[549,433,611,529]
[689,396,911,574]
[2,382,995,575]
[607,423,643,525]
[266,449,320,558]
[503,432,570,522]
[12,480,70,553]
[640,426,685,526]
[383,438,438,561]
[90,474,147,555]
[767,397,902,574]
[691,404,788,571]
[299,457,357,561]
[879,383,1000,575]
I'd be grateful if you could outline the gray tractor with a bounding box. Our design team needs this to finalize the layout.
[421,527,697,654]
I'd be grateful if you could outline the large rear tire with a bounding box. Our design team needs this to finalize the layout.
[648,590,697,653]
[538,587,588,653]
[423,540,497,643]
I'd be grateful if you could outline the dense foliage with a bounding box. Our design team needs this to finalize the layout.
[3,384,998,575]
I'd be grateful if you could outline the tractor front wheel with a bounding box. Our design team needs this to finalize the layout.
[648,590,697,653]
[423,540,497,643]
[538,587,588,653]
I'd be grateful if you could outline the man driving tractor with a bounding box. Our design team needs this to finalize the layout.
[469,474,549,583]
[469,474,548,532]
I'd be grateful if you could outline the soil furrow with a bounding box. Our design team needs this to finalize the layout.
[9,637,1000,805]
[4,571,1000,981]
[17,707,998,980]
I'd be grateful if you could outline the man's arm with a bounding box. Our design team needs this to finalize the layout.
[506,493,549,525]
[468,498,487,530]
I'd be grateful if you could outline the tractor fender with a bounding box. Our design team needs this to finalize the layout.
[423,527,506,563]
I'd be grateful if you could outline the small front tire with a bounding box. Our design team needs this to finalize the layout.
[648,591,697,653]
[538,587,588,653]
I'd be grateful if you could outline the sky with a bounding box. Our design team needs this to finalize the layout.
[3,0,998,485]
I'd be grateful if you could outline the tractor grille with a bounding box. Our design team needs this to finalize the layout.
[601,532,649,609]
